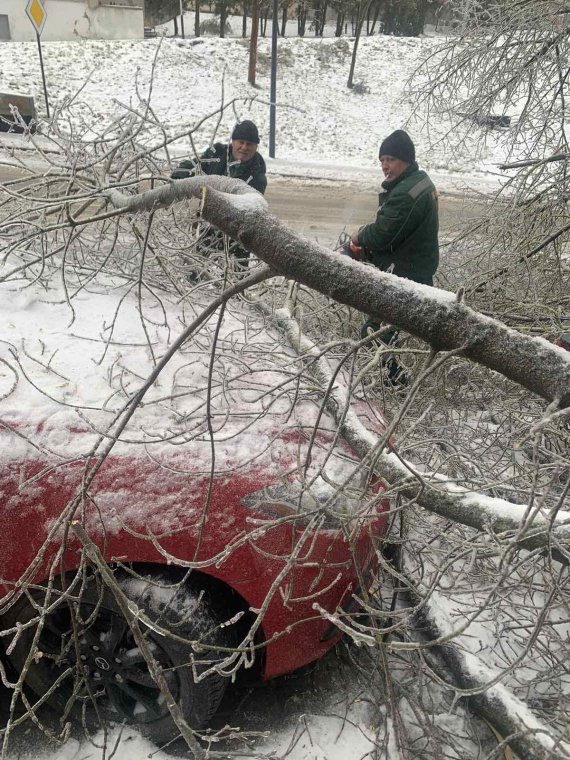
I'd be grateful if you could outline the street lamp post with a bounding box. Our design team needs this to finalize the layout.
[179,0,185,38]
[269,0,278,158]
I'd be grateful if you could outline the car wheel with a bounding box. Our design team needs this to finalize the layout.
[2,570,233,744]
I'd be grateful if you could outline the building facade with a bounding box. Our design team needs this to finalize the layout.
[0,0,144,41]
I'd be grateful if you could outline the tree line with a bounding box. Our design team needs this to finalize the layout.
[147,0,450,39]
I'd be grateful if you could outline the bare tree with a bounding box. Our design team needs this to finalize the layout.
[347,0,373,88]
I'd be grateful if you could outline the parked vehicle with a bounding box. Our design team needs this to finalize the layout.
[0,273,389,744]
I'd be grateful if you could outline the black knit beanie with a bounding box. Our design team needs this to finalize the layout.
[379,130,415,164]
[231,120,260,144]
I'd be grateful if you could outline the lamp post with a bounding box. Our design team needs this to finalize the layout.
[179,0,185,38]
[269,0,278,157]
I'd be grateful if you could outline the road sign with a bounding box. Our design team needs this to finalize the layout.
[25,0,47,36]
[25,0,49,118]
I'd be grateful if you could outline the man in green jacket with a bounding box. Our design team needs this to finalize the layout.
[345,130,439,386]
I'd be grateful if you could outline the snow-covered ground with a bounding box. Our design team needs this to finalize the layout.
[0,25,506,195]
[0,27,515,760]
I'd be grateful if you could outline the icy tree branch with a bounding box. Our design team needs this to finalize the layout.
[271,305,570,556]
[411,587,570,760]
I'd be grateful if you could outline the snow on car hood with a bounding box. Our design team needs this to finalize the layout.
[0,274,375,519]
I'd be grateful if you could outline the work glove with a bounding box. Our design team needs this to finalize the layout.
[339,241,363,261]
[171,168,191,180]
[170,159,197,180]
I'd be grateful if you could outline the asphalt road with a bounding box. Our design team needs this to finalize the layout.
[265,177,479,247]
[0,161,479,248]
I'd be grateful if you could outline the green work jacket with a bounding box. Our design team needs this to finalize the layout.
[356,162,439,285]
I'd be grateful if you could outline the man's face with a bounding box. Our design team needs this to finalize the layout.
[231,139,258,163]
[380,155,409,182]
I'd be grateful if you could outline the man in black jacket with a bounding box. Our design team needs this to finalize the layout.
[171,120,267,194]
[171,120,267,275]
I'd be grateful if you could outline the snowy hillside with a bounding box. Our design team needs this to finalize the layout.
[0,33,506,191]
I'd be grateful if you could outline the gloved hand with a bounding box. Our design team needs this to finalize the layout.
[170,159,197,180]
[339,241,363,260]
[170,168,192,180]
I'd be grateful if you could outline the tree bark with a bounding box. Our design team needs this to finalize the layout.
[248,0,259,85]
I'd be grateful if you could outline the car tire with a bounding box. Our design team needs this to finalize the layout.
[2,569,233,745]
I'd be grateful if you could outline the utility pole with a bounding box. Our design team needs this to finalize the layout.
[25,0,50,118]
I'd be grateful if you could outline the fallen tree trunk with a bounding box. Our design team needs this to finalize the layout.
[105,179,570,409]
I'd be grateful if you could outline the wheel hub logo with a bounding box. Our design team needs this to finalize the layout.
[94,656,111,671]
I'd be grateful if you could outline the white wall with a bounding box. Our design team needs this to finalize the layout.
[0,0,143,42]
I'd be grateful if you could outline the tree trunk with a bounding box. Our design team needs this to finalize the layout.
[348,3,367,89]
[297,3,306,36]
[105,179,570,413]
[313,1,320,36]
[319,1,328,35]
[195,0,200,36]
[335,11,344,36]
[242,1,248,37]
[220,2,227,37]
[281,4,288,36]
[248,0,259,86]
[173,15,179,35]
[369,0,381,35]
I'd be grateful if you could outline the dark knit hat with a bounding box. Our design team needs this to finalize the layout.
[231,120,260,144]
[379,130,415,164]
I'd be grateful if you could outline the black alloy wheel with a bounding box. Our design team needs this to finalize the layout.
[2,571,232,745]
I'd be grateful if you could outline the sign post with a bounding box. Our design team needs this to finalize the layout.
[25,0,50,119]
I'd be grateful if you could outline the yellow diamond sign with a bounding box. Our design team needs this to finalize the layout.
[26,0,47,35]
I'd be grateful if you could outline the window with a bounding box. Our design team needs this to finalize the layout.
[0,15,11,41]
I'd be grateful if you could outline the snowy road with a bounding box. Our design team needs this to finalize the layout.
[266,176,481,247]
[0,159,482,250]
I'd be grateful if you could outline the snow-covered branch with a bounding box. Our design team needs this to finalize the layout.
[104,175,268,216]
[270,303,570,555]
[412,587,570,760]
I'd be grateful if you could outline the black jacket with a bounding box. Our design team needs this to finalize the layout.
[171,142,267,194]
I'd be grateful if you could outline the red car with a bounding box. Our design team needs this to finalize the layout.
[0,277,389,744]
